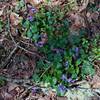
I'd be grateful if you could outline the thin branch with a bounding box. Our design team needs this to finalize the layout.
[1,45,18,68]
[20,40,34,47]
[17,45,41,58]
[39,63,53,81]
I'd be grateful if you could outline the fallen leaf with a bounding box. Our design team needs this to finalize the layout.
[8,83,18,92]
[69,12,85,31]
[91,75,100,88]
[10,12,23,26]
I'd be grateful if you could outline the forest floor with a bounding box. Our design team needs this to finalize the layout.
[0,0,100,100]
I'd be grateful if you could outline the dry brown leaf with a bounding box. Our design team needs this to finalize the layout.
[8,83,18,92]
[10,12,22,26]
[69,12,85,30]
[91,75,100,88]
[93,83,100,88]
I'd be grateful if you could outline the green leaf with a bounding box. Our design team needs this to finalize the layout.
[32,74,40,82]
[69,35,81,45]
[23,20,30,28]
[52,77,57,85]
[30,25,38,33]
[81,61,95,78]
[76,66,79,75]
[26,30,32,38]
[32,34,39,42]
[76,59,82,66]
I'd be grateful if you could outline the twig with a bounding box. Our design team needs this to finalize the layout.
[20,40,34,47]
[39,63,53,80]
[17,45,41,58]
[1,45,18,68]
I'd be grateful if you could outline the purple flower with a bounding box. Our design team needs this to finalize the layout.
[74,47,79,55]
[67,78,77,83]
[40,33,47,38]
[61,74,67,82]
[35,41,44,47]
[32,87,41,94]
[67,78,72,83]
[27,16,33,21]
[75,47,79,52]
[30,8,37,13]
[65,61,69,68]
[73,47,80,59]
[58,84,67,93]
[70,79,76,83]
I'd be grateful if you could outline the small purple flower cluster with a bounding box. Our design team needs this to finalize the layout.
[32,87,42,94]
[27,16,34,22]
[35,33,47,47]
[74,47,79,57]
[61,74,67,82]
[65,61,69,68]
[28,5,37,13]
[61,74,76,83]
[72,47,80,60]
[58,84,67,93]
[30,8,37,13]
[35,41,44,47]
[27,6,37,22]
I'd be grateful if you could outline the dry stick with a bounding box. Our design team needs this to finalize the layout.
[39,63,53,80]
[20,40,34,47]
[1,45,18,68]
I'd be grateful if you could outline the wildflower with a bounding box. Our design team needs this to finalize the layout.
[30,8,37,13]
[27,16,33,22]
[74,47,80,56]
[40,33,47,38]
[61,74,67,82]
[73,47,80,60]
[35,41,44,47]
[67,78,72,83]
[65,61,69,68]
[32,87,42,94]
[67,78,77,83]
[58,84,67,93]
[74,47,79,53]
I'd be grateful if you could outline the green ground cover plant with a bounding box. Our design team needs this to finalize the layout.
[19,4,100,96]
